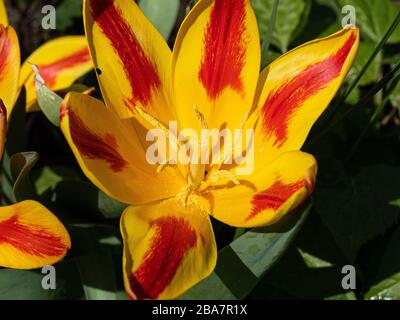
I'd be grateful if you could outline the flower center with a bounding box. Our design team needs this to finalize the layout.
[135,106,240,206]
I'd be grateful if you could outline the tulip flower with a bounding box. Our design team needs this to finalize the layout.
[58,0,359,299]
[0,0,93,114]
[0,4,71,270]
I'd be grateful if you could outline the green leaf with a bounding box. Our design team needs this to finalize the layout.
[76,253,127,300]
[68,224,122,257]
[29,83,90,114]
[364,224,400,300]
[1,90,26,205]
[326,291,357,300]
[298,248,333,268]
[0,252,127,300]
[31,165,126,220]
[44,179,127,220]
[69,225,127,300]
[10,152,40,202]
[290,2,338,47]
[337,0,400,44]
[249,247,352,299]
[388,56,400,109]
[56,0,83,32]
[180,201,312,299]
[345,86,361,105]
[34,65,63,127]
[138,0,180,40]
[260,0,279,68]
[315,165,400,261]
[248,210,354,299]
[252,0,311,53]
[32,165,81,196]
[0,261,84,300]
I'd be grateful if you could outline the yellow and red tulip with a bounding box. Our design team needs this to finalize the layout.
[20,36,92,111]
[0,0,93,114]
[58,0,359,299]
[0,5,71,270]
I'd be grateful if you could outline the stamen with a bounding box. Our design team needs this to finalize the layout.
[157,161,170,173]
[177,184,193,207]
[202,170,240,189]
[212,111,254,170]
[135,106,169,133]
[239,111,249,130]
[192,106,211,167]
[135,106,183,173]
[193,105,208,129]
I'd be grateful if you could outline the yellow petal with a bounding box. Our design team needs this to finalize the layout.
[251,28,359,168]
[0,25,20,117]
[0,200,71,269]
[121,196,217,300]
[205,151,317,228]
[0,0,7,26]
[172,0,260,132]
[83,0,174,124]
[60,92,185,205]
[20,36,93,112]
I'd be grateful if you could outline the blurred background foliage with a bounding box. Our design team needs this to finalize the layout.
[1,0,400,300]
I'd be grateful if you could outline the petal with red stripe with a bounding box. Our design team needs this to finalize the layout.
[121,197,217,300]
[0,25,20,117]
[172,0,260,132]
[0,200,71,269]
[20,36,93,112]
[250,28,359,169]
[205,151,317,228]
[60,92,185,206]
[83,0,174,123]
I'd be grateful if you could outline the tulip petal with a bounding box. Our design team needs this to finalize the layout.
[83,0,174,123]
[0,0,7,26]
[60,92,185,205]
[20,36,93,112]
[205,151,317,228]
[251,28,359,168]
[0,200,71,269]
[172,0,260,132]
[121,197,217,300]
[0,25,20,117]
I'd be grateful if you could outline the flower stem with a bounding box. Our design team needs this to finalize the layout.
[260,0,279,69]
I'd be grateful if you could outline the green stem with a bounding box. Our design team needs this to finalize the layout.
[261,0,279,69]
